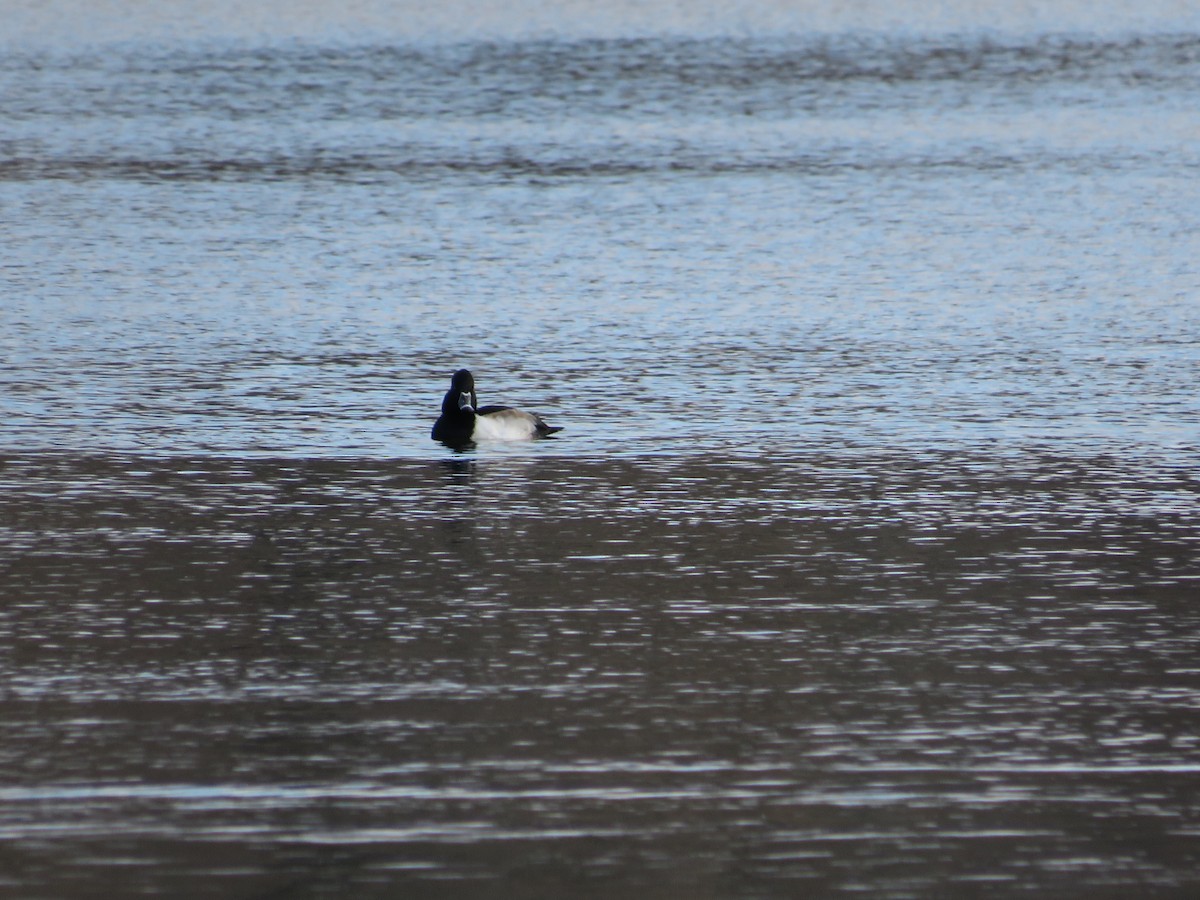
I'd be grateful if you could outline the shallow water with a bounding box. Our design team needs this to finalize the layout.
[2,1,1200,896]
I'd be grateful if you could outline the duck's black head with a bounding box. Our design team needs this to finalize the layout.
[441,368,478,417]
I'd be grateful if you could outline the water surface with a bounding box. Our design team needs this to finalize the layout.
[1,1,1199,896]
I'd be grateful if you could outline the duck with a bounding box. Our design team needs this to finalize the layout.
[431,369,562,446]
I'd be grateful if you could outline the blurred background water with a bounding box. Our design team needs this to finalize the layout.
[1,1,1199,897]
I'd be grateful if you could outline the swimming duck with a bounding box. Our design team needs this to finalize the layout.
[431,369,562,446]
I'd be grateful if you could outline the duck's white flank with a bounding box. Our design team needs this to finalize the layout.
[471,408,544,441]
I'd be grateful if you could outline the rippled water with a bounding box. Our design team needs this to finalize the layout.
[3,451,1199,897]
[2,1,1199,896]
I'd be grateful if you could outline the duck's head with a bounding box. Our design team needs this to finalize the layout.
[448,369,478,414]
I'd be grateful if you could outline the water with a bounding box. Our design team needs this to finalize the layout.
[2,2,1199,896]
